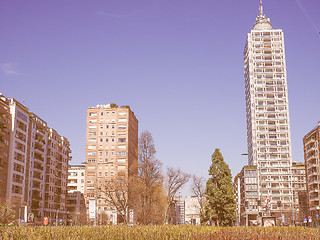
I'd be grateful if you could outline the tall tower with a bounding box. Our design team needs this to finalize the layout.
[84,104,138,224]
[244,1,294,217]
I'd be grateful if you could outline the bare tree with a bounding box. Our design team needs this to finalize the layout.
[99,176,130,224]
[0,202,15,224]
[133,131,166,224]
[191,175,206,220]
[165,167,190,224]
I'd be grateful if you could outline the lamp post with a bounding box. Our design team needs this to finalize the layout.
[56,207,64,226]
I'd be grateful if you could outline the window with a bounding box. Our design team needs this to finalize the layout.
[118,152,126,156]
[89,112,97,117]
[118,138,126,142]
[118,119,127,123]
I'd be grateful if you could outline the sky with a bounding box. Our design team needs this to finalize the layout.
[1,0,320,194]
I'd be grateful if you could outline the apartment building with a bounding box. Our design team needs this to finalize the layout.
[244,1,294,218]
[67,164,86,225]
[68,165,85,193]
[1,95,71,223]
[291,162,307,222]
[303,122,320,218]
[238,166,258,226]
[234,162,306,226]
[184,196,201,225]
[0,95,11,203]
[84,104,138,223]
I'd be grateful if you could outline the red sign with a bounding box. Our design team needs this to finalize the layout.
[70,219,73,222]
[43,217,49,226]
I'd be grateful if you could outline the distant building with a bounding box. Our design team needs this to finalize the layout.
[184,196,201,225]
[67,165,86,225]
[303,122,320,218]
[1,95,71,223]
[291,162,307,222]
[67,191,86,225]
[68,165,85,193]
[84,104,138,224]
[236,165,258,226]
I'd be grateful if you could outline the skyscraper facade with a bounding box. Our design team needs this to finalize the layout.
[84,104,138,223]
[244,2,294,217]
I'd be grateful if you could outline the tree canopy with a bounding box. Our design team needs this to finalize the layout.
[203,148,235,226]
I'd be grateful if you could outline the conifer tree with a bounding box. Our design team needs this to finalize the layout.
[203,148,235,226]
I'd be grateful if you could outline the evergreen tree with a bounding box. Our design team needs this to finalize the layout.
[204,148,235,226]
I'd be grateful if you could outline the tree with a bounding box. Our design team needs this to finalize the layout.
[132,131,166,224]
[99,176,130,224]
[204,149,235,226]
[190,175,206,224]
[0,202,15,224]
[165,167,190,224]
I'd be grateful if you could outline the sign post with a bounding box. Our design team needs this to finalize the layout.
[129,209,134,225]
[28,213,34,223]
[89,199,96,221]
[44,217,49,226]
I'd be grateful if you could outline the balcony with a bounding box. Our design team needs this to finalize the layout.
[33,164,44,171]
[308,178,319,185]
[309,171,318,177]
[34,153,44,162]
[34,143,44,153]
[305,138,315,146]
[310,195,319,201]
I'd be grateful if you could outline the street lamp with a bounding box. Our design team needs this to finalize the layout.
[56,207,64,226]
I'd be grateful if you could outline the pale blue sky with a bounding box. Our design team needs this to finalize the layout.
[1,0,319,193]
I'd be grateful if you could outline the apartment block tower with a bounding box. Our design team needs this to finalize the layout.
[1,95,71,223]
[303,122,320,217]
[84,104,138,223]
[244,1,294,217]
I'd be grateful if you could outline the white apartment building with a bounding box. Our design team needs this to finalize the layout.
[68,165,85,193]
[184,196,201,225]
[244,1,294,217]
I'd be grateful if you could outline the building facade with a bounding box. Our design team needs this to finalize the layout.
[1,95,71,223]
[303,122,320,218]
[68,165,85,193]
[244,2,294,218]
[84,104,138,224]
[67,164,86,225]
[0,95,11,203]
[291,162,307,222]
[184,196,201,225]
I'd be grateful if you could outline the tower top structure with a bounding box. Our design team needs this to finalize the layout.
[253,0,272,30]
